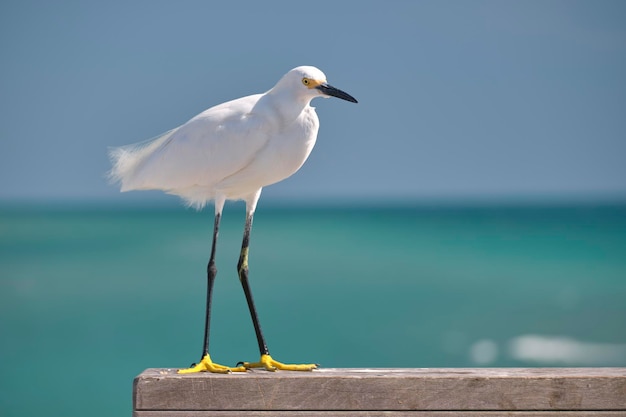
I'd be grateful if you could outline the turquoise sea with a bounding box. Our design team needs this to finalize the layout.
[1,202,626,416]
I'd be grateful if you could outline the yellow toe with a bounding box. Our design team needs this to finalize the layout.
[178,354,247,374]
[242,354,318,371]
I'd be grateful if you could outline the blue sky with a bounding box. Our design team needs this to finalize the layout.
[1,0,625,205]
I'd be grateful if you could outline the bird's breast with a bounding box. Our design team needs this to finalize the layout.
[219,108,319,195]
[267,108,319,176]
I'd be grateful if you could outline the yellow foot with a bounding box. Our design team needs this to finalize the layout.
[178,354,246,374]
[241,354,318,372]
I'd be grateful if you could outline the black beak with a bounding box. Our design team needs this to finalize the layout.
[316,83,358,103]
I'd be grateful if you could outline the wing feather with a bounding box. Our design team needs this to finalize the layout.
[109,94,270,202]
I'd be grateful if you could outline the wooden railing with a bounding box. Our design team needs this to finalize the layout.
[133,367,626,416]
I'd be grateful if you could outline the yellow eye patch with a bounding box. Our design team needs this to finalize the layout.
[302,77,325,89]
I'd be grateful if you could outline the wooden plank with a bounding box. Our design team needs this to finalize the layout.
[134,413,626,417]
[134,368,626,412]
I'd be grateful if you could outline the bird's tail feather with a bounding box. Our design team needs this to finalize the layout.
[107,128,178,191]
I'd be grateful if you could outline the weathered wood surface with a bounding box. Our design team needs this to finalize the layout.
[134,368,626,416]
[133,413,626,417]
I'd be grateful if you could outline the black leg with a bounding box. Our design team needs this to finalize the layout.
[178,210,245,373]
[202,212,221,358]
[236,209,317,371]
[237,211,270,356]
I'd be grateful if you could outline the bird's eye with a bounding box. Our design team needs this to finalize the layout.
[302,78,310,86]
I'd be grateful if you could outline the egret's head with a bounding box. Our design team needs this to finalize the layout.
[278,66,358,103]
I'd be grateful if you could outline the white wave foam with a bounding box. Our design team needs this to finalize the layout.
[508,334,626,365]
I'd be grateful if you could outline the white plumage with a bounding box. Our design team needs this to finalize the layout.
[109,66,355,209]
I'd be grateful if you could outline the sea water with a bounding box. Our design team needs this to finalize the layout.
[1,203,625,416]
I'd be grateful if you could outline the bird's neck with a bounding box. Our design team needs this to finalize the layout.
[259,90,311,126]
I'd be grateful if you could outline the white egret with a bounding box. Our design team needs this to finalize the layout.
[109,66,357,373]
